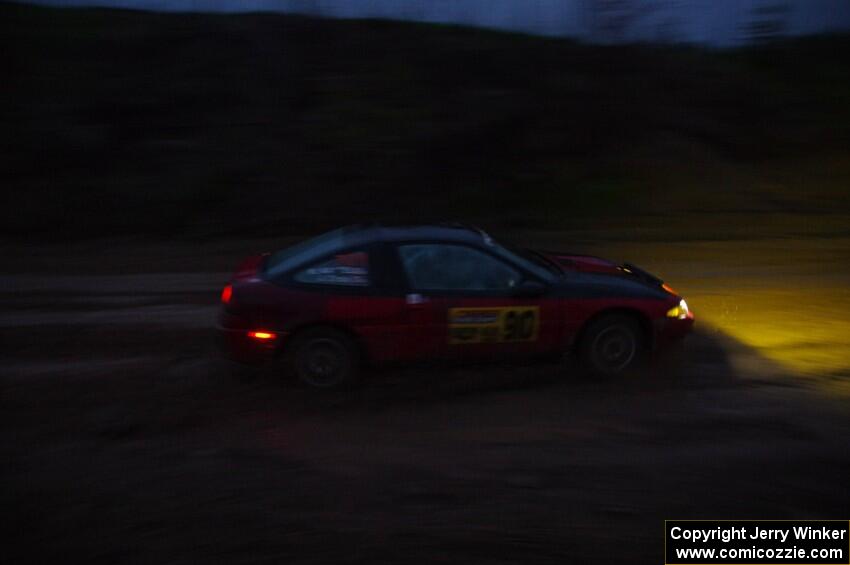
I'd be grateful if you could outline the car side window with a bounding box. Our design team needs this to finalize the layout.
[294,250,370,287]
[399,244,520,292]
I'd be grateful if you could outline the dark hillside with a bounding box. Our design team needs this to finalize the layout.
[3,2,849,238]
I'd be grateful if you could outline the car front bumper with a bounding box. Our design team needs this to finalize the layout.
[654,311,695,348]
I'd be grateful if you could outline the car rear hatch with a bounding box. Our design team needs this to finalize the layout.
[231,254,268,281]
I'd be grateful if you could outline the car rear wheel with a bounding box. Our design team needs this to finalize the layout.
[579,314,643,375]
[287,328,359,389]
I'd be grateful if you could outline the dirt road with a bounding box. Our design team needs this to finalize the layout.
[2,234,848,564]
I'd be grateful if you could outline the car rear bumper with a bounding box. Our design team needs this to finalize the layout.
[216,326,283,365]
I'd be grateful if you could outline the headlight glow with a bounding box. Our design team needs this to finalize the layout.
[666,299,689,320]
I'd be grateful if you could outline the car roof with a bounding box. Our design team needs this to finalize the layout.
[264,223,506,280]
[340,223,493,247]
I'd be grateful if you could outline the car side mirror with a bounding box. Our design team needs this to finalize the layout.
[513,279,547,297]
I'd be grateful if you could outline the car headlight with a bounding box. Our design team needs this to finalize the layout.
[666,299,689,320]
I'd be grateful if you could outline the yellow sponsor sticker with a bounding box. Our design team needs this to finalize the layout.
[448,306,540,344]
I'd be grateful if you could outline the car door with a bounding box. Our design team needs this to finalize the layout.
[275,242,426,364]
[395,242,564,362]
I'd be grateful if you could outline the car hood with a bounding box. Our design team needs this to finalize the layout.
[541,252,622,275]
[536,250,671,299]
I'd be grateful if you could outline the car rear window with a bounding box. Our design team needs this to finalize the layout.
[264,228,348,278]
[294,251,370,287]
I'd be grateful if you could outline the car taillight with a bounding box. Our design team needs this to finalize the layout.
[221,284,233,304]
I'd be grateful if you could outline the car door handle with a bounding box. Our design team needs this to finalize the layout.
[405,293,428,306]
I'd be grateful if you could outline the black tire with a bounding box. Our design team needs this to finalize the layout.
[285,327,359,389]
[579,314,644,376]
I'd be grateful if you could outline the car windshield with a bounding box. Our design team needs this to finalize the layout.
[264,228,348,278]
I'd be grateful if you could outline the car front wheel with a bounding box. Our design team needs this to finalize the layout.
[579,314,643,375]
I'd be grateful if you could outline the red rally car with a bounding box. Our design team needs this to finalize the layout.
[218,224,694,388]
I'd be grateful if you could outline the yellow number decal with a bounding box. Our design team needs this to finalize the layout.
[448,306,539,344]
